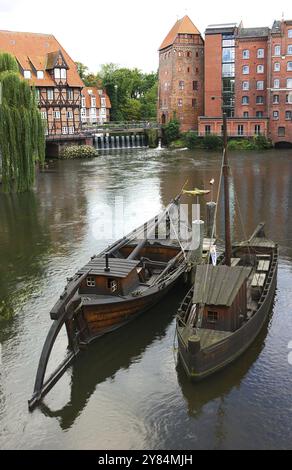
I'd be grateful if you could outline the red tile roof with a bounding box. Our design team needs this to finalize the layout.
[81,87,111,109]
[159,15,202,50]
[0,30,84,87]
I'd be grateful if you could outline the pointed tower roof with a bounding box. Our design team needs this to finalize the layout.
[159,15,201,51]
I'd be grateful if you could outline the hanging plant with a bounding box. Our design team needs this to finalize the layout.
[0,52,45,193]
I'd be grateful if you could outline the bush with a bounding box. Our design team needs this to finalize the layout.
[253,135,273,150]
[60,145,98,160]
[228,139,256,150]
[164,119,180,144]
[202,134,223,150]
[184,131,200,149]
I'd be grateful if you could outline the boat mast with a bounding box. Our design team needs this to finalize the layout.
[222,113,232,267]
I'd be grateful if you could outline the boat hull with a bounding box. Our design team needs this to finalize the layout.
[177,257,278,382]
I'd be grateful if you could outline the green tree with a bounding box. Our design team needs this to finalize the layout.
[0,52,45,193]
[164,119,181,144]
[76,62,89,81]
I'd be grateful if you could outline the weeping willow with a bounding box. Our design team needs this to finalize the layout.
[0,52,45,193]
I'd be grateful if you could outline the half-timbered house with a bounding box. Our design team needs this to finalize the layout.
[0,30,84,136]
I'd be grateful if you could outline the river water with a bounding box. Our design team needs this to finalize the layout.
[0,148,292,450]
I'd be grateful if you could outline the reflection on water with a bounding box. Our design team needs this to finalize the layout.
[0,148,292,450]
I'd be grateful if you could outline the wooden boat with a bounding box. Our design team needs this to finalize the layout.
[176,114,278,381]
[29,194,194,410]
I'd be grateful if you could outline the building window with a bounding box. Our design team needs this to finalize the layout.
[87,277,96,288]
[41,111,47,120]
[61,68,67,79]
[47,89,54,101]
[222,48,235,63]
[287,45,292,55]
[91,97,96,107]
[54,68,61,79]
[242,49,250,59]
[178,99,183,107]
[257,81,264,90]
[287,79,292,89]
[256,111,263,118]
[288,30,292,38]
[242,81,249,91]
[256,96,264,104]
[37,71,44,79]
[205,125,211,135]
[285,111,292,120]
[223,38,235,47]
[35,89,40,102]
[179,80,184,90]
[257,65,264,74]
[67,89,73,101]
[242,65,249,75]
[24,70,31,79]
[223,63,235,77]
[207,311,218,323]
[278,127,285,136]
[193,81,198,91]
[81,96,86,108]
[242,96,249,105]
[274,79,280,89]
[108,279,118,293]
[287,93,292,104]
[238,125,244,136]
[255,125,261,135]
[243,111,249,118]
[81,109,86,121]
[53,111,60,119]
[186,51,191,58]
[287,62,292,71]
[187,67,190,73]
[62,126,68,134]
[257,49,265,58]
[101,97,106,107]
[273,111,279,120]
[274,62,281,72]
[67,110,73,119]
[68,126,75,135]
[273,95,280,104]
[274,45,281,56]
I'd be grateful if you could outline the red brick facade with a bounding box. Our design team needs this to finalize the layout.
[158,17,292,143]
[158,16,204,132]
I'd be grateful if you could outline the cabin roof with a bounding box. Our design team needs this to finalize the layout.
[193,265,252,307]
[78,258,140,279]
[233,237,276,249]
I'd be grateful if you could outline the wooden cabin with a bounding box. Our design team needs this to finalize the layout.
[192,265,252,332]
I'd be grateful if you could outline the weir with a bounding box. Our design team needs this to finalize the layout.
[95,133,148,150]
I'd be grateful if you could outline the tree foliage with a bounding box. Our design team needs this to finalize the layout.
[76,62,158,121]
[164,119,181,144]
[0,52,45,193]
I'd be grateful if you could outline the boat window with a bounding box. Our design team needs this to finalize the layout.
[207,311,218,323]
[108,279,118,293]
[87,277,96,287]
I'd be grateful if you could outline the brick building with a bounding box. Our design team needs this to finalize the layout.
[198,19,292,145]
[158,16,204,132]
[0,30,84,136]
[81,87,111,125]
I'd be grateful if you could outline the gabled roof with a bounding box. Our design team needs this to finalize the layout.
[0,30,83,87]
[81,87,111,109]
[237,27,270,39]
[193,265,252,307]
[159,15,201,51]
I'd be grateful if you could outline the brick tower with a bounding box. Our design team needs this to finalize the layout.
[158,16,204,132]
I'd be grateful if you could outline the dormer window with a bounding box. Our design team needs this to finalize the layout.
[101,98,106,108]
[91,97,96,108]
[82,97,86,108]
[24,70,31,79]
[37,71,44,79]
[61,68,67,79]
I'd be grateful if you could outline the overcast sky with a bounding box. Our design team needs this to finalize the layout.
[1,0,292,73]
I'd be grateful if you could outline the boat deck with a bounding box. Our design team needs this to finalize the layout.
[197,329,232,349]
